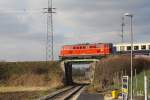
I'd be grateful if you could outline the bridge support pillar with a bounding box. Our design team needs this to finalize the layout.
[64,62,73,85]
[60,61,73,85]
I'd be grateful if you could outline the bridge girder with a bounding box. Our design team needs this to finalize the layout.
[63,59,99,64]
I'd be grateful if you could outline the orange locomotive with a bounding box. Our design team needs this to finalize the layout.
[59,43,113,60]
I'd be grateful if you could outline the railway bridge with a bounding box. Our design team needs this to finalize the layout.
[60,59,99,85]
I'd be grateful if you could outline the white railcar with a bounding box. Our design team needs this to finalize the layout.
[114,42,150,55]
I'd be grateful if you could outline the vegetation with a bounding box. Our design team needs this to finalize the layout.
[0,61,63,87]
[93,55,150,92]
[132,69,150,94]
[0,61,64,99]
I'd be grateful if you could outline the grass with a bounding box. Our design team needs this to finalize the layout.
[0,61,64,99]
[93,55,150,91]
[0,85,65,100]
[84,85,98,93]
[0,86,51,93]
[132,69,150,95]
[0,61,63,86]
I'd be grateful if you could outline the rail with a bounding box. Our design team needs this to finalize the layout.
[39,85,86,100]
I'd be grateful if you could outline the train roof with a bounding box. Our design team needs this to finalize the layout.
[62,43,113,46]
[114,42,150,46]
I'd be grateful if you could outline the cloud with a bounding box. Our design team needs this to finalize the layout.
[0,0,150,61]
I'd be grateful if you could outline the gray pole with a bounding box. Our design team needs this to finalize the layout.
[50,0,54,61]
[144,76,148,100]
[130,15,133,100]
[135,69,137,96]
[124,13,134,100]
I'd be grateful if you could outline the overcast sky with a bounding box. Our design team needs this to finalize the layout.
[0,0,150,61]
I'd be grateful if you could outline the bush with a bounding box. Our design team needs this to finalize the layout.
[94,55,150,89]
[0,61,63,86]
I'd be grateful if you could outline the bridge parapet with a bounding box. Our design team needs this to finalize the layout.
[63,59,99,64]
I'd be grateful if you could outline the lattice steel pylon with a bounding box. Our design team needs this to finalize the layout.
[121,17,125,43]
[44,0,56,61]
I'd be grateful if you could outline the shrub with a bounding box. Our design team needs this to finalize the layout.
[94,55,150,89]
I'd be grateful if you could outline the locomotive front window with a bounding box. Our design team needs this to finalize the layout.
[134,46,139,50]
[141,45,146,50]
[127,46,131,50]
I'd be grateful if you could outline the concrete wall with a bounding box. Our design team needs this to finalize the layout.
[60,61,73,85]
[60,60,98,85]
[89,62,97,84]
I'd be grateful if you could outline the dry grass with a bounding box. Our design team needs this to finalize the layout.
[0,86,50,93]
[0,91,48,100]
[84,85,98,93]
[6,73,63,87]
[93,55,150,90]
[0,85,64,100]
[0,61,63,87]
[0,61,64,99]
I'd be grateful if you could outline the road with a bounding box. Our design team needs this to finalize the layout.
[77,92,104,100]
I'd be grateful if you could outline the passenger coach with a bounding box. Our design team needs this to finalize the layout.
[114,42,150,55]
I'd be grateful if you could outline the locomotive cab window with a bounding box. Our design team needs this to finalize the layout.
[89,45,96,48]
[141,45,146,50]
[134,46,139,50]
[127,46,131,50]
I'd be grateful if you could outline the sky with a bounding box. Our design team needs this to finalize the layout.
[0,0,150,61]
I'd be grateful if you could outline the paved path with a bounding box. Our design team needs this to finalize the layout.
[77,92,104,100]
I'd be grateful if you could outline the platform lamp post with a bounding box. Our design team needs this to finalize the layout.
[124,13,133,100]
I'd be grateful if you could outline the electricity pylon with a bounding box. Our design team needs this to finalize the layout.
[121,17,125,43]
[44,0,56,61]
[0,1,56,62]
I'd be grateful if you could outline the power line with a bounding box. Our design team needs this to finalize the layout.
[0,9,43,14]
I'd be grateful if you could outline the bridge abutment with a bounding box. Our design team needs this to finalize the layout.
[60,59,99,86]
[64,62,73,85]
[61,61,73,85]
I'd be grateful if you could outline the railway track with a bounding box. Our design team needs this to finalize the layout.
[39,85,86,100]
